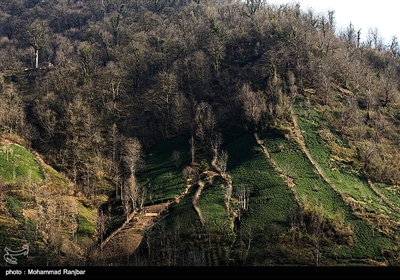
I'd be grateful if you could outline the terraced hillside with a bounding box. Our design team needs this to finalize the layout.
[123,101,400,266]
[2,0,400,268]
[2,96,400,266]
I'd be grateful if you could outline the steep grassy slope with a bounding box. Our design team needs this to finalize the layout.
[0,142,44,185]
[0,138,98,266]
[261,127,395,265]
[138,136,191,204]
[129,103,400,266]
[225,132,298,264]
[3,101,400,266]
[294,101,400,232]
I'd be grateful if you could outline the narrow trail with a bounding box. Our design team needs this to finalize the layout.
[289,107,371,215]
[367,179,400,214]
[100,166,218,257]
[191,170,231,227]
[100,201,170,250]
[289,107,400,215]
[191,156,234,227]
[254,133,301,206]
[289,108,329,185]
[99,178,196,255]
[192,181,205,226]
[289,107,344,197]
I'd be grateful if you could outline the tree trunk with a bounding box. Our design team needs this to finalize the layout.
[35,49,39,69]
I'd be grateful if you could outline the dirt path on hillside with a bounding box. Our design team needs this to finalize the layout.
[289,107,400,213]
[190,155,235,227]
[192,181,205,226]
[254,133,300,206]
[191,169,228,227]
[99,175,197,250]
[288,107,368,212]
[289,107,341,194]
[290,108,327,182]
[367,179,400,213]
[100,202,170,250]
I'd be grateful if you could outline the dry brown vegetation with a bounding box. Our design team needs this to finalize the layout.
[1,0,400,266]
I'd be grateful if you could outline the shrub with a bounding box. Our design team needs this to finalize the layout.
[5,195,24,222]
[77,214,95,237]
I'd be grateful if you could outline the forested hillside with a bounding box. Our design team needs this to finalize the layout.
[1,0,400,266]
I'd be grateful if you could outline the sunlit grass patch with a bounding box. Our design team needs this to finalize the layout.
[225,132,297,261]
[0,144,44,185]
[293,104,400,219]
[198,176,231,230]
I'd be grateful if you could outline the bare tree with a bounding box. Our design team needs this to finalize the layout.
[380,66,397,108]
[216,150,228,175]
[389,35,399,57]
[171,91,191,135]
[24,19,51,69]
[123,137,142,176]
[189,135,196,165]
[237,225,253,264]
[194,102,216,149]
[287,71,298,103]
[308,204,324,266]
[34,92,58,138]
[123,137,143,215]
[239,83,266,130]
[156,71,178,137]
[97,208,110,263]
[0,83,25,136]
[366,27,383,51]
[211,132,222,165]
[360,142,378,170]
[234,184,251,220]
[245,0,265,17]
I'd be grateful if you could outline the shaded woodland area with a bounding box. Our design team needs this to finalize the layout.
[1,0,400,266]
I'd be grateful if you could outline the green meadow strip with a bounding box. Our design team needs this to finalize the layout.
[165,184,202,236]
[282,104,397,260]
[293,104,400,219]
[138,136,190,204]
[198,176,231,231]
[261,131,342,217]
[0,144,44,185]
[226,133,298,261]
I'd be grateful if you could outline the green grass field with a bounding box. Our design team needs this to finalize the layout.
[225,132,298,263]
[0,141,98,265]
[198,176,231,229]
[0,144,44,185]
[138,136,190,204]
[293,104,398,218]
[279,103,398,262]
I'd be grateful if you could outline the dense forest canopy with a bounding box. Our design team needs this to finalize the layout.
[1,0,400,266]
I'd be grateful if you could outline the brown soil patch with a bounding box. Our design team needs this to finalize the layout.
[192,181,205,226]
[100,201,170,254]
